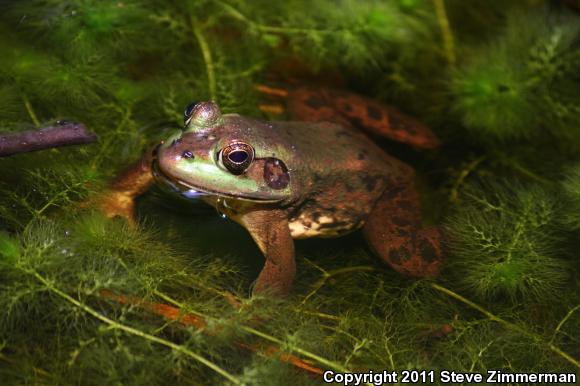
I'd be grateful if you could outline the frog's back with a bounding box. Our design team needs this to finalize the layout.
[278,121,392,175]
[274,121,394,239]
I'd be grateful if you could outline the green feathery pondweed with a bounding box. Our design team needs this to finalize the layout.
[446,181,570,302]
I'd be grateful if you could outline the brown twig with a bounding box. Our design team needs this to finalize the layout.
[0,121,97,157]
[99,290,324,376]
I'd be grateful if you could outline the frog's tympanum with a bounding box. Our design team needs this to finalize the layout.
[101,87,444,296]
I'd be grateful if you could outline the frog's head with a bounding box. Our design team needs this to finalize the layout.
[154,101,293,203]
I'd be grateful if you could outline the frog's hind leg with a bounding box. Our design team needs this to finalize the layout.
[287,87,440,150]
[363,162,443,278]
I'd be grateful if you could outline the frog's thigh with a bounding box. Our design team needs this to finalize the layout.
[239,209,296,296]
[287,87,353,127]
[362,169,443,278]
[288,87,440,150]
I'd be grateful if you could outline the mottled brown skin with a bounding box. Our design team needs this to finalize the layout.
[363,172,442,278]
[287,87,440,150]
[287,87,443,278]
[100,87,443,296]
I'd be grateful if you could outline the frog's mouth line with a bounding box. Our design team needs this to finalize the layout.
[152,160,282,203]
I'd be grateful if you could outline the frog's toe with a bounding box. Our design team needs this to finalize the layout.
[250,277,292,297]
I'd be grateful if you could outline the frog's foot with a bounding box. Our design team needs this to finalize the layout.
[97,191,138,226]
[284,86,440,150]
[78,190,138,227]
[363,164,444,278]
[88,150,156,226]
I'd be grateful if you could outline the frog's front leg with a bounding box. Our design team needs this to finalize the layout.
[363,158,443,278]
[238,208,296,296]
[98,146,157,223]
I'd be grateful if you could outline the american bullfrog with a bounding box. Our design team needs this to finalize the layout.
[100,87,444,295]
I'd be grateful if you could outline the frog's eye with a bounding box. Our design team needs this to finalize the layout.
[219,142,254,175]
[183,101,200,126]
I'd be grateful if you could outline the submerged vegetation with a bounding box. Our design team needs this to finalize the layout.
[0,0,579,384]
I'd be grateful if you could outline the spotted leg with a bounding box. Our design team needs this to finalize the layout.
[363,158,443,278]
[239,208,296,296]
[286,86,440,150]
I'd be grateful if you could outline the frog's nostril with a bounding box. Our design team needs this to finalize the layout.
[182,150,194,159]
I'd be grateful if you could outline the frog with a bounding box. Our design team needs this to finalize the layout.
[99,86,444,296]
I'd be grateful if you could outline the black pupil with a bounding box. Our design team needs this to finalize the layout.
[184,101,199,119]
[182,150,193,159]
[228,150,248,163]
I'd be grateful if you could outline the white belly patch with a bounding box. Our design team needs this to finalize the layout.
[288,213,359,239]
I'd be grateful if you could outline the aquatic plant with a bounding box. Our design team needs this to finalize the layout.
[0,0,579,384]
